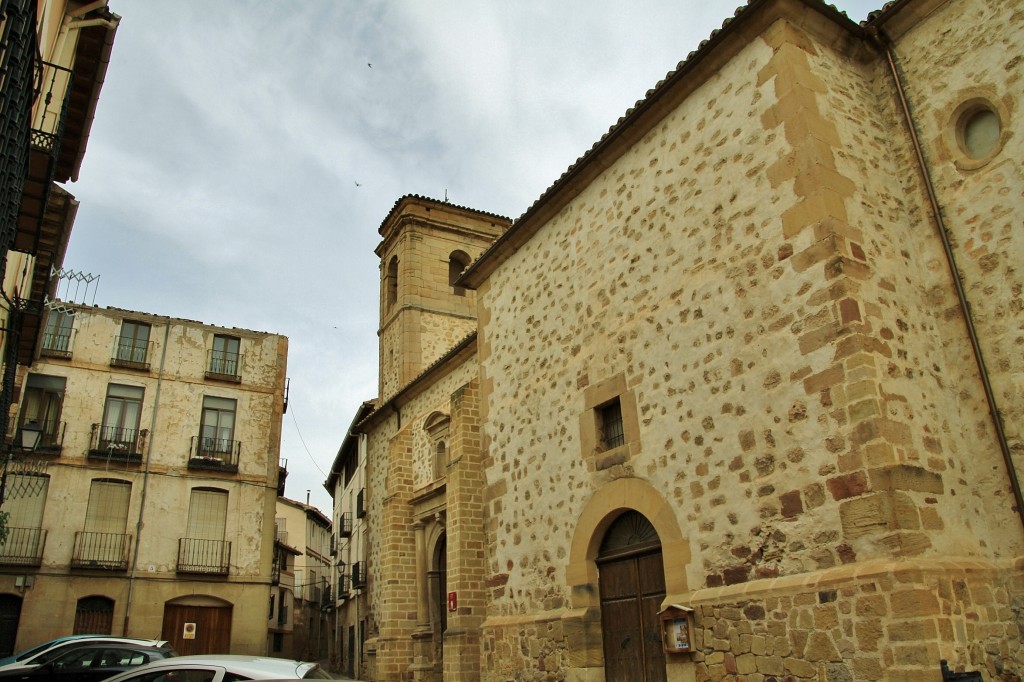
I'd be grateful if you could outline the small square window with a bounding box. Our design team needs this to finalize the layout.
[599,399,625,451]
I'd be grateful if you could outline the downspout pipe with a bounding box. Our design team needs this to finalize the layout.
[122,317,171,635]
[870,28,1024,535]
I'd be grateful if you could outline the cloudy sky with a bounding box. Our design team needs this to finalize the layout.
[62,0,882,513]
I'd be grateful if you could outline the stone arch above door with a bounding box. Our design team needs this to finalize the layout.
[567,477,690,609]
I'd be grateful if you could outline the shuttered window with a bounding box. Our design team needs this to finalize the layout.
[4,476,48,528]
[84,480,131,534]
[186,488,228,540]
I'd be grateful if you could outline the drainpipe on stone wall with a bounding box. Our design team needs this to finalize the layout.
[870,28,1024,536]
[122,318,171,636]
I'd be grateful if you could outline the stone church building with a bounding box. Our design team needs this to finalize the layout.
[339,0,1024,679]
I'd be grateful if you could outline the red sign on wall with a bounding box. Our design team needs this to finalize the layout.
[447,591,457,612]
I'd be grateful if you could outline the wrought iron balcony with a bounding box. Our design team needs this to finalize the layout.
[338,512,352,539]
[177,537,231,575]
[352,561,365,588]
[337,573,351,599]
[0,527,46,566]
[88,424,145,463]
[205,349,242,382]
[188,436,241,472]
[72,531,131,570]
[110,338,153,371]
[40,328,75,359]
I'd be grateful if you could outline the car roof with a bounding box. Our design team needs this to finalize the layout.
[102,654,319,679]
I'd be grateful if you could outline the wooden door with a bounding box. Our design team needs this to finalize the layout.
[162,603,232,655]
[599,550,667,682]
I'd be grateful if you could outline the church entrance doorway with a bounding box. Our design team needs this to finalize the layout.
[597,511,667,682]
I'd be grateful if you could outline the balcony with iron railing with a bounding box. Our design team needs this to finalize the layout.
[88,425,146,464]
[352,561,365,589]
[337,573,351,599]
[109,338,153,371]
[205,349,242,383]
[188,436,240,473]
[40,328,75,359]
[177,538,231,575]
[71,531,131,570]
[0,528,47,566]
[338,512,352,539]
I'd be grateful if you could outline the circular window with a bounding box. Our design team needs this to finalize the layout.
[949,96,1007,170]
[960,106,1000,159]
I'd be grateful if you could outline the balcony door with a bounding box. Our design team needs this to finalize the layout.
[181,488,228,573]
[199,397,236,456]
[79,479,131,568]
[20,374,65,448]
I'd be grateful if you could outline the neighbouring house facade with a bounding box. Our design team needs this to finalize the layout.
[340,0,1024,680]
[276,496,332,663]
[0,304,288,656]
[0,6,120,629]
[325,399,373,679]
[268,504,301,660]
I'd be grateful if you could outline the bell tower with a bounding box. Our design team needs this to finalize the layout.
[375,196,509,402]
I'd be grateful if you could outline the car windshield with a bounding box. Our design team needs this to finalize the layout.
[14,640,61,662]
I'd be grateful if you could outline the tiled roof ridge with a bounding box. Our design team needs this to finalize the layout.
[377,193,511,236]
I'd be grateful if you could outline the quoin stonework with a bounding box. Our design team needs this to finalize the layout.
[328,0,1024,680]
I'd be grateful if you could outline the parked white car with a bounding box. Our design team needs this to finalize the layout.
[99,654,334,681]
[0,636,169,673]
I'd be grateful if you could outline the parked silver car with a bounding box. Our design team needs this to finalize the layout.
[98,654,334,681]
[0,637,169,673]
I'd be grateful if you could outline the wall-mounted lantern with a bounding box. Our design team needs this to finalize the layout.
[658,604,695,654]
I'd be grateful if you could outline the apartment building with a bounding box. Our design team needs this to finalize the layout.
[324,400,373,679]
[0,304,288,656]
[275,496,332,662]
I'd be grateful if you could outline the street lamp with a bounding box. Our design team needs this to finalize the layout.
[0,420,43,505]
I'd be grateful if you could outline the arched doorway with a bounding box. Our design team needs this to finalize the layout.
[597,511,667,682]
[74,596,114,634]
[0,595,22,657]
[428,533,447,677]
[162,595,232,655]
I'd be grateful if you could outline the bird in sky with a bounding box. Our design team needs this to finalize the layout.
[367,62,372,68]
[355,181,362,187]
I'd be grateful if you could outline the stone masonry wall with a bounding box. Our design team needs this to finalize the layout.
[366,353,479,681]
[475,3,1023,680]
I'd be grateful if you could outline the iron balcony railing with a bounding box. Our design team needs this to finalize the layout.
[188,436,240,472]
[338,573,351,598]
[356,489,366,518]
[338,512,352,539]
[177,538,231,575]
[32,61,74,156]
[89,424,146,463]
[0,527,46,566]
[278,602,288,626]
[40,328,75,358]
[110,338,153,371]
[205,349,242,382]
[352,561,365,588]
[71,531,131,570]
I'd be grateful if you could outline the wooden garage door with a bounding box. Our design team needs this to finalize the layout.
[162,603,232,655]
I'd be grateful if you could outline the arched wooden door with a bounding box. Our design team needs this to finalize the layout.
[162,598,232,655]
[0,595,21,657]
[597,511,667,682]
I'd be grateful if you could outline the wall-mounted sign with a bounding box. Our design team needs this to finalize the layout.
[447,591,457,612]
[658,605,694,654]
[183,622,197,640]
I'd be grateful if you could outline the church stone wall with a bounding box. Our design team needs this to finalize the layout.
[475,3,1023,680]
